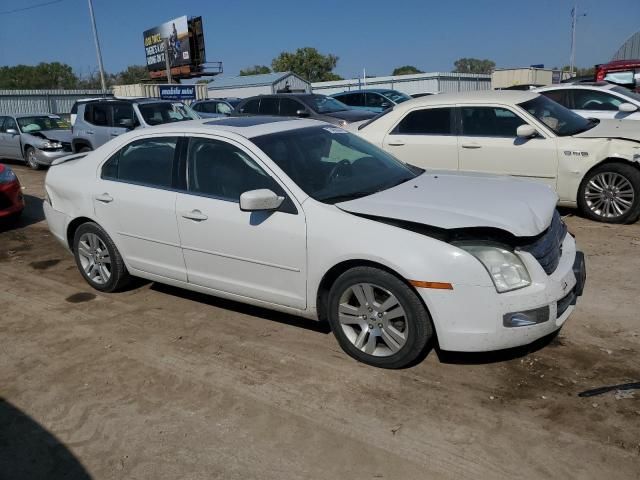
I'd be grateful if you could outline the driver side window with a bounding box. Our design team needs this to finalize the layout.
[569,89,622,111]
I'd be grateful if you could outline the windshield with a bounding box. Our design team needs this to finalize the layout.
[381,90,411,104]
[612,86,640,103]
[519,95,595,136]
[138,102,199,125]
[252,126,422,203]
[303,96,349,114]
[17,116,70,132]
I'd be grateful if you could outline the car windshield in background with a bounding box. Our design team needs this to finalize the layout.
[17,116,70,132]
[138,102,198,125]
[382,91,411,103]
[252,126,421,203]
[519,95,595,136]
[303,96,349,114]
[611,86,640,103]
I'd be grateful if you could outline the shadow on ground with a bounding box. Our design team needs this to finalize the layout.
[0,398,91,480]
[0,194,45,232]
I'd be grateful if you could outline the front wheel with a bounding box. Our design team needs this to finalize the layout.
[25,147,40,170]
[327,267,434,369]
[578,163,640,224]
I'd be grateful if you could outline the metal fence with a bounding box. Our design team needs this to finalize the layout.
[0,89,112,116]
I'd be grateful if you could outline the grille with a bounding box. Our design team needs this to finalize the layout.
[520,211,567,275]
[557,289,576,318]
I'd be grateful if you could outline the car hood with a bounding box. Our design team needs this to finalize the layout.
[323,109,377,122]
[336,171,558,237]
[23,129,72,143]
[573,119,640,142]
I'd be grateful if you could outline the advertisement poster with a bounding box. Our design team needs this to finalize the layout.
[143,16,191,71]
[158,85,196,100]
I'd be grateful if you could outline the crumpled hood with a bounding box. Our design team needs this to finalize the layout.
[574,119,640,142]
[337,171,559,237]
[24,129,72,143]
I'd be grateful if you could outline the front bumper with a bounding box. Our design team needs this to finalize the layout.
[419,234,585,352]
[32,148,73,166]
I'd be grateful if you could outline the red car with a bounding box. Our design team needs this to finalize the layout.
[0,163,25,221]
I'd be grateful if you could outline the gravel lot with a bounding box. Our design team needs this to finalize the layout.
[1,163,639,479]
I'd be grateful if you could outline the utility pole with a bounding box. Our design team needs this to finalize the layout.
[164,38,173,84]
[569,1,587,77]
[87,0,107,93]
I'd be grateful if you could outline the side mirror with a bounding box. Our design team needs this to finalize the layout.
[119,118,134,129]
[240,189,284,212]
[5,128,18,135]
[516,124,538,138]
[380,102,392,109]
[618,102,638,113]
[296,109,310,118]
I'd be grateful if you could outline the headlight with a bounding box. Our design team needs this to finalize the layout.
[338,120,348,127]
[457,244,531,293]
[40,140,63,150]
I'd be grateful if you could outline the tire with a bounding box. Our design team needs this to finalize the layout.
[327,266,433,369]
[578,162,640,224]
[78,146,92,153]
[24,147,40,170]
[73,222,130,292]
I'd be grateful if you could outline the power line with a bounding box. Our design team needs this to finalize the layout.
[0,0,64,15]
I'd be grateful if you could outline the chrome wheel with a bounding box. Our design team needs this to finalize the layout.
[584,172,635,218]
[26,148,39,169]
[338,283,408,357]
[77,233,111,285]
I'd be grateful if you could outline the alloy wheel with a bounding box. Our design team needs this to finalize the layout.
[338,283,408,357]
[77,233,111,285]
[27,149,38,169]
[584,172,635,219]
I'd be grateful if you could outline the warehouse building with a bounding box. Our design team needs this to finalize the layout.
[613,30,640,60]
[311,72,491,96]
[207,72,311,99]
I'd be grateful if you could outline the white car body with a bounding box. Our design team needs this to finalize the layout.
[535,83,640,121]
[44,117,584,360]
[351,91,640,213]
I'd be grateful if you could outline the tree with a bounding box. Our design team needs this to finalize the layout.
[392,65,423,76]
[239,65,271,76]
[115,65,149,84]
[271,47,342,82]
[0,62,78,89]
[452,58,496,74]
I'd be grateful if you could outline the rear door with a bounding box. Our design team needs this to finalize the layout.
[82,103,112,148]
[457,105,558,188]
[382,106,459,170]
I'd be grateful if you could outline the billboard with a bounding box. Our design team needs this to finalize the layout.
[158,85,196,100]
[143,16,192,72]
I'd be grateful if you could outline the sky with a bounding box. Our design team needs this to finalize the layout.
[0,0,638,80]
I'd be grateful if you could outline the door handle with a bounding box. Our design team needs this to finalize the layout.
[86,131,94,135]
[110,132,121,137]
[181,209,208,222]
[387,141,405,147]
[95,193,113,203]
[461,143,482,149]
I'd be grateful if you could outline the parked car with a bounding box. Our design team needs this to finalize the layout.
[595,59,640,91]
[351,90,640,224]
[191,99,234,118]
[0,114,73,169]
[71,98,199,152]
[235,94,376,126]
[536,83,640,121]
[411,92,435,98]
[331,89,412,113]
[44,116,585,368]
[216,97,242,109]
[0,163,24,221]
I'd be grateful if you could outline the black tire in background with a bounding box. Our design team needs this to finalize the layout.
[578,162,640,224]
[327,266,434,369]
[78,146,92,153]
[72,222,131,293]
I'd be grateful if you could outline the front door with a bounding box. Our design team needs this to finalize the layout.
[457,105,559,188]
[176,136,307,309]
[0,117,23,160]
[382,106,459,170]
[93,135,186,281]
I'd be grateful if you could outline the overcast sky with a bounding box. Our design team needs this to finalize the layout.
[1,0,638,78]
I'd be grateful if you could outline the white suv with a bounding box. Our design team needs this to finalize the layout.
[352,91,640,224]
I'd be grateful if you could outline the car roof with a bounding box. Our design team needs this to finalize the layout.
[536,82,615,91]
[12,113,63,118]
[75,97,177,106]
[333,89,398,94]
[134,116,329,139]
[391,90,539,109]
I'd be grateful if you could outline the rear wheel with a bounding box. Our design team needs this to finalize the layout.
[327,266,433,369]
[73,222,130,292]
[25,147,40,170]
[578,163,640,224]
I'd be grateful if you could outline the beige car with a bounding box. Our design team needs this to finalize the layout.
[351,91,640,224]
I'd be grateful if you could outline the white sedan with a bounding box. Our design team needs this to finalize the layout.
[536,82,640,121]
[352,91,640,224]
[44,117,585,368]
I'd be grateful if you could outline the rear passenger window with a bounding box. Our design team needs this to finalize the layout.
[540,90,566,106]
[280,98,302,116]
[259,97,279,115]
[339,93,364,107]
[102,137,178,188]
[85,104,110,126]
[241,99,260,114]
[394,108,453,135]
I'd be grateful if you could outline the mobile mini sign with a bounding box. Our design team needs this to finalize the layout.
[143,16,192,72]
[158,85,196,101]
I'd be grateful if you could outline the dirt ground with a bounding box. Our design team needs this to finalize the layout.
[1,163,639,480]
